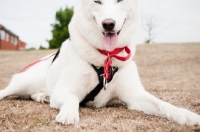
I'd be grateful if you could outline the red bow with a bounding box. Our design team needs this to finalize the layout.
[99,46,131,80]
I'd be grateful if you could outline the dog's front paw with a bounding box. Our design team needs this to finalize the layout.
[55,108,79,125]
[169,108,200,125]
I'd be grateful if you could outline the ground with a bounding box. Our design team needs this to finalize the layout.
[0,44,200,131]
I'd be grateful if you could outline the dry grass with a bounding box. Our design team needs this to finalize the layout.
[0,44,200,131]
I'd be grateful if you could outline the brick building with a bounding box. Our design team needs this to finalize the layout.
[0,24,26,50]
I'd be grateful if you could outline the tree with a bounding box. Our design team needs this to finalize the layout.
[39,45,47,50]
[48,7,74,49]
[142,13,163,44]
[142,11,172,44]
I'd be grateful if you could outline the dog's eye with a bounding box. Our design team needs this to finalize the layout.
[94,1,102,5]
[117,0,123,2]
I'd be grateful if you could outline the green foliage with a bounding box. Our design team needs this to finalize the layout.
[27,47,36,50]
[39,45,47,50]
[48,7,74,49]
[145,39,151,44]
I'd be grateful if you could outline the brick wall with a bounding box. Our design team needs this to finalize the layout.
[18,40,26,50]
[0,39,18,50]
[0,24,26,50]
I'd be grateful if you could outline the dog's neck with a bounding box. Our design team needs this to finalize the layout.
[71,34,131,67]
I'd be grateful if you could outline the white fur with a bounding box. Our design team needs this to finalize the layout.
[0,0,200,126]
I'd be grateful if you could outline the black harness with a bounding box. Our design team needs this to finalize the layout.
[52,48,118,106]
[80,65,118,106]
[52,49,60,63]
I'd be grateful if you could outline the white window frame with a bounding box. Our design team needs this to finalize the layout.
[0,30,6,40]
[6,33,9,42]
[14,37,18,46]
[11,36,13,44]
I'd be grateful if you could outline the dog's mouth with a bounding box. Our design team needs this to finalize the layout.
[102,19,126,52]
[102,30,121,36]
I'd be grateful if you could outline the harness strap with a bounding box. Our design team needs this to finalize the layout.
[80,79,104,106]
[52,37,70,63]
[80,65,118,107]
[52,49,60,63]
[91,65,104,81]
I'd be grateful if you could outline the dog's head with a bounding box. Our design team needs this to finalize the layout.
[71,0,140,52]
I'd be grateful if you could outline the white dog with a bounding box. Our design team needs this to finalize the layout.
[0,0,200,125]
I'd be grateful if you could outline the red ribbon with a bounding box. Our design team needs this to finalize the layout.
[99,46,131,80]
[20,53,56,73]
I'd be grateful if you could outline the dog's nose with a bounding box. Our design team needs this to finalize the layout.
[102,19,115,31]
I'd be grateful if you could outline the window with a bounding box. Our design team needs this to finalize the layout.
[11,36,14,44]
[14,37,18,46]
[6,33,9,42]
[0,30,6,40]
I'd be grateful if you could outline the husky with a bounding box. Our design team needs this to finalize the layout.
[0,0,200,125]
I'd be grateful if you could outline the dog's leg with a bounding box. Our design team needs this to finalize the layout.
[30,92,50,103]
[117,61,200,125]
[0,73,43,100]
[0,59,51,101]
[0,88,31,100]
[0,73,26,100]
[0,71,47,101]
[50,89,79,125]
[124,90,200,125]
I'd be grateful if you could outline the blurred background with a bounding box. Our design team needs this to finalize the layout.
[0,0,200,50]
